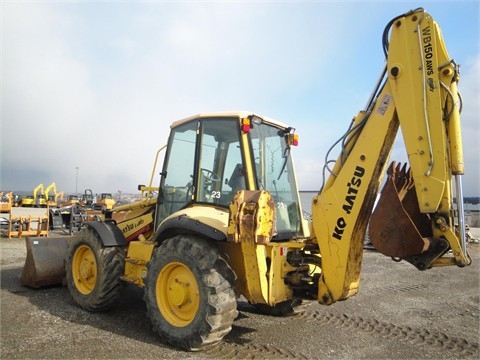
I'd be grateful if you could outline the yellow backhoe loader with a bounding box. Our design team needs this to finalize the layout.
[21,8,471,351]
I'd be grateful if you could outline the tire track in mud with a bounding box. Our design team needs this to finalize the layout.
[301,310,479,357]
[376,282,429,294]
[202,342,309,359]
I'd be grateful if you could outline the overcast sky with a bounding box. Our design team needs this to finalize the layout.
[1,0,479,197]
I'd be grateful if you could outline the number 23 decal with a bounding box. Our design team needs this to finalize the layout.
[211,191,221,199]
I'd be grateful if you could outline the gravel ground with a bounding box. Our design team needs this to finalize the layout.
[1,227,479,359]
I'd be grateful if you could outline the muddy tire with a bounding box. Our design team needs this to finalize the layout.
[66,228,125,312]
[144,235,237,351]
[253,298,310,317]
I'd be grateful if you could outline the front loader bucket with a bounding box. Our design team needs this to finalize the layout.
[20,236,73,288]
[369,162,448,270]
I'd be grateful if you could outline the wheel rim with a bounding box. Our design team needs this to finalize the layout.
[72,244,97,295]
[156,262,200,327]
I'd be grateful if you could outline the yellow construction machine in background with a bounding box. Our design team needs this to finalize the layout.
[21,184,45,207]
[19,183,64,208]
[0,192,13,213]
[79,189,95,209]
[20,8,471,352]
[44,183,64,208]
[64,194,80,207]
[93,193,116,211]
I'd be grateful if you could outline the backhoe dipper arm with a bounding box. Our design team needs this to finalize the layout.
[44,183,56,199]
[311,8,469,305]
[33,184,44,200]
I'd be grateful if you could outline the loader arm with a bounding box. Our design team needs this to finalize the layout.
[311,8,469,305]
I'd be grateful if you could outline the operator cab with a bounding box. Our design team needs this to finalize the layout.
[156,112,305,240]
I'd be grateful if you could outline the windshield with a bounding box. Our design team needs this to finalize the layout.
[250,122,304,240]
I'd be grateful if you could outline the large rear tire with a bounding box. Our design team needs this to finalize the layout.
[144,235,237,351]
[66,228,125,312]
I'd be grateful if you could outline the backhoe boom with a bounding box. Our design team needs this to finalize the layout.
[311,8,469,305]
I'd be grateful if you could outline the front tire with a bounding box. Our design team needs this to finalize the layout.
[144,235,237,351]
[66,228,125,311]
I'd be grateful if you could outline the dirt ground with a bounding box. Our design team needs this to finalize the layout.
[0,228,479,359]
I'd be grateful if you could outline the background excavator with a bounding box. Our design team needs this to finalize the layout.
[44,182,64,208]
[20,184,45,207]
[21,8,470,351]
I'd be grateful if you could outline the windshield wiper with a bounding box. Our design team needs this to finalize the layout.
[277,146,290,180]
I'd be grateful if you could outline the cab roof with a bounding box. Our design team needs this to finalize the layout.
[170,111,289,130]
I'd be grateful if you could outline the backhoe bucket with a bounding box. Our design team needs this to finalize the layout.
[20,236,72,288]
[369,162,448,270]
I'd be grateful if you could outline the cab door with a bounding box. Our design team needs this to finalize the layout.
[156,116,246,223]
